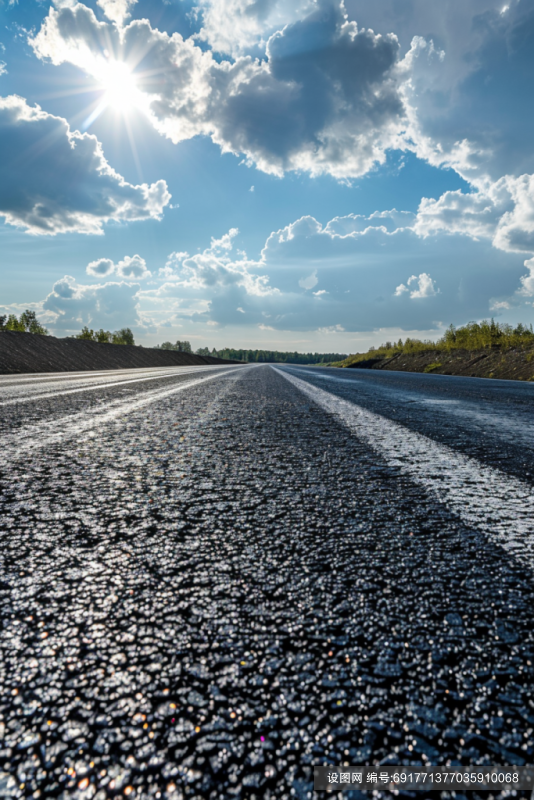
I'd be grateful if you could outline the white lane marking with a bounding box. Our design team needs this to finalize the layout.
[285,366,534,450]
[0,365,227,388]
[0,369,124,384]
[274,367,534,565]
[0,365,237,406]
[2,367,245,459]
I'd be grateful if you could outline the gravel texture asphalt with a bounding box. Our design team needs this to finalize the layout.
[1,364,534,800]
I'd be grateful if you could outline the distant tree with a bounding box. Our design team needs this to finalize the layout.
[76,326,96,341]
[0,315,6,330]
[75,326,135,345]
[113,327,135,345]
[193,347,348,363]
[154,339,191,352]
[19,310,49,335]
[2,310,48,335]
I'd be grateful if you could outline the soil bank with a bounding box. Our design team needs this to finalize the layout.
[0,331,241,374]
[343,347,534,381]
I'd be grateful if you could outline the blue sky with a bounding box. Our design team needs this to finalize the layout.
[1,0,534,352]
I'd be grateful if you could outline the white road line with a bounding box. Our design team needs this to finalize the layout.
[285,366,534,451]
[275,367,534,566]
[0,365,237,406]
[2,367,245,459]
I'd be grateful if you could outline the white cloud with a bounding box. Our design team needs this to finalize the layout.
[196,0,317,56]
[30,0,410,180]
[493,175,534,253]
[0,95,170,235]
[162,229,275,296]
[87,257,115,276]
[0,62,7,76]
[43,274,149,331]
[395,272,439,300]
[415,188,503,241]
[97,0,137,25]
[35,207,529,336]
[318,324,345,333]
[415,174,534,260]
[299,270,318,290]
[406,272,439,299]
[116,254,151,279]
[519,257,534,297]
[87,254,151,279]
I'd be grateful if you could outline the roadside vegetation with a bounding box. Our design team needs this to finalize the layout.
[75,326,135,345]
[338,320,534,367]
[194,347,347,364]
[154,340,192,352]
[0,310,48,335]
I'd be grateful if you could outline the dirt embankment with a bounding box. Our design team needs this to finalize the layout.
[345,347,534,381]
[0,331,241,374]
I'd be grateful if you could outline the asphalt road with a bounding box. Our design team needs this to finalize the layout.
[1,364,534,800]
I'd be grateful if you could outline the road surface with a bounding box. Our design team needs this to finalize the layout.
[1,364,533,799]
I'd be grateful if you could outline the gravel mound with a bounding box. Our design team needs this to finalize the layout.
[0,332,238,374]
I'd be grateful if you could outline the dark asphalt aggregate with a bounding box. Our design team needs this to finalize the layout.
[1,365,534,800]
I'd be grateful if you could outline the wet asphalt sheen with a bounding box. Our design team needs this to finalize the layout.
[0,364,534,800]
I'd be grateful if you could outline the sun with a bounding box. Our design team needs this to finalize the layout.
[99,60,142,114]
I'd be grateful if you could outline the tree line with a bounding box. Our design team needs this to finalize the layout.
[0,312,135,345]
[154,340,192,353]
[0,310,48,335]
[342,319,534,366]
[194,347,348,364]
[75,326,135,345]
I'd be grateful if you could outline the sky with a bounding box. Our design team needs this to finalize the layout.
[1,0,534,353]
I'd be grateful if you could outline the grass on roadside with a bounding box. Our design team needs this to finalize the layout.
[338,319,534,368]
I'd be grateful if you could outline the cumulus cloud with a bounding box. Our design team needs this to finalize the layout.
[143,211,525,333]
[519,257,534,297]
[30,0,410,179]
[318,324,345,333]
[415,174,534,258]
[197,0,317,56]
[299,270,318,290]
[360,1,534,184]
[97,0,137,25]
[116,254,151,279]
[493,175,534,253]
[86,254,151,278]
[87,257,115,276]
[43,274,148,331]
[162,229,275,296]
[397,273,439,299]
[0,95,170,234]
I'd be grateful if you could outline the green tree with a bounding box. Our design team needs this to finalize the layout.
[76,326,96,341]
[3,310,48,335]
[155,338,191,351]
[112,328,135,345]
